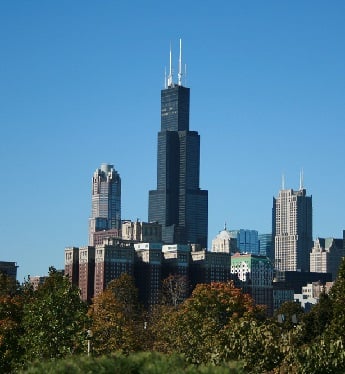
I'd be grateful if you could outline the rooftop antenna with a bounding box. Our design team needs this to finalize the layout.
[167,43,173,87]
[224,221,227,230]
[178,38,182,86]
[299,169,304,190]
[282,173,285,190]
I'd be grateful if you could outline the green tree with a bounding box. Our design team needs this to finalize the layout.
[274,300,304,331]
[302,291,333,343]
[88,273,143,355]
[328,257,345,339]
[152,281,265,365]
[20,267,88,362]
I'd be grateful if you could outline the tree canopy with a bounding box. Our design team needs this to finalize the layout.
[20,267,88,362]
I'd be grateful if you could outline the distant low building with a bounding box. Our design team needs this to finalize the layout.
[211,225,237,253]
[231,253,274,315]
[274,270,332,294]
[294,281,333,311]
[190,249,232,288]
[273,284,295,311]
[29,276,48,290]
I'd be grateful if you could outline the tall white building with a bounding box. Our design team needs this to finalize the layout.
[272,180,313,272]
[88,164,121,246]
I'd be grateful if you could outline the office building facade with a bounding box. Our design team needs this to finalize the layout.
[211,226,237,253]
[94,239,135,298]
[134,243,163,307]
[0,261,18,280]
[89,164,121,246]
[78,246,95,303]
[229,229,259,254]
[64,246,79,286]
[259,234,273,259]
[231,253,274,315]
[273,184,313,272]
[148,42,208,248]
[310,237,344,280]
[122,220,162,243]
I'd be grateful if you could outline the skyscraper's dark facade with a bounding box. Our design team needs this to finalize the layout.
[149,51,208,248]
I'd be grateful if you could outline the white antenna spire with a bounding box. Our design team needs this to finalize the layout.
[167,43,173,87]
[299,169,304,190]
[178,38,182,86]
[282,173,285,190]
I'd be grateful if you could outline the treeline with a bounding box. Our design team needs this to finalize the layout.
[1,260,345,373]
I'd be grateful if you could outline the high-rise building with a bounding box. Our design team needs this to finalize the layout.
[148,40,208,248]
[134,243,162,307]
[229,229,259,254]
[78,246,95,303]
[259,233,273,259]
[89,164,121,246]
[310,237,344,280]
[272,178,313,272]
[94,239,135,298]
[0,261,18,280]
[64,246,79,286]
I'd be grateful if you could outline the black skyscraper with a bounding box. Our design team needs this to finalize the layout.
[149,41,208,248]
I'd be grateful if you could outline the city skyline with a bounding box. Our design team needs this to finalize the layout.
[1,2,344,281]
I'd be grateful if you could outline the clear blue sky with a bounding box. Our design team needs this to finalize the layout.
[1,1,344,282]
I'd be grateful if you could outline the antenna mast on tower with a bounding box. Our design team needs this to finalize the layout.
[167,43,173,87]
[299,169,304,190]
[178,38,182,86]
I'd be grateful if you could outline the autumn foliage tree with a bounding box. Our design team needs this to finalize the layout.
[0,273,29,372]
[88,273,143,355]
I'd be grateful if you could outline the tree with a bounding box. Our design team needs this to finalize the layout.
[328,257,345,340]
[302,291,333,343]
[152,281,265,365]
[161,274,189,307]
[20,267,88,362]
[88,273,143,355]
[0,273,29,372]
[274,300,304,331]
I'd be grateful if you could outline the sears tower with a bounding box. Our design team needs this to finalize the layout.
[149,40,208,248]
